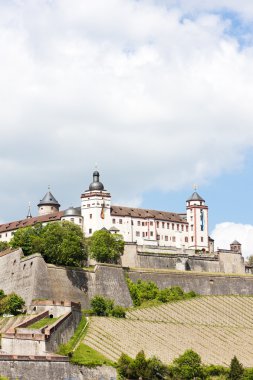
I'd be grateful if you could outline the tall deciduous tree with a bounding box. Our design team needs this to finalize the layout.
[89,230,124,263]
[10,221,87,267]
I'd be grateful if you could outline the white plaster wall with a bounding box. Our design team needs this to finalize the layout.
[1,338,46,355]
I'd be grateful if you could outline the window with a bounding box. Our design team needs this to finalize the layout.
[150,221,153,226]
[137,221,141,226]
[201,237,204,242]
[11,232,15,236]
[172,236,176,242]
[162,222,165,228]
[185,237,188,243]
[165,236,168,241]
[119,219,122,224]
[112,218,116,224]
[79,218,82,223]
[70,218,74,222]
[89,228,92,234]
[167,223,169,229]
[191,225,193,231]
[89,214,92,219]
[186,225,189,232]
[172,223,174,230]
[142,232,145,237]
[177,224,179,231]
[181,225,184,231]
[156,222,159,228]
[142,222,144,226]
[150,231,153,236]
[157,234,160,240]
[191,236,194,242]
[136,231,140,237]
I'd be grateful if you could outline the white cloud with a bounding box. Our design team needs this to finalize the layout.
[211,222,253,258]
[0,1,253,219]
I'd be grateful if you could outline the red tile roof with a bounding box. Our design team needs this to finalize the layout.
[0,211,64,234]
[111,206,187,223]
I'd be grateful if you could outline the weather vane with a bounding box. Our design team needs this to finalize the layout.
[193,184,198,191]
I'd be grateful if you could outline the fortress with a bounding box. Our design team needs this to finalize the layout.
[0,169,248,274]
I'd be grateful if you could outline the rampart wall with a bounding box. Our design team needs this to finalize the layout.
[128,270,253,295]
[0,357,116,380]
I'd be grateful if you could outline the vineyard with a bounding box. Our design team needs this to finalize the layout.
[84,296,253,366]
[0,315,35,338]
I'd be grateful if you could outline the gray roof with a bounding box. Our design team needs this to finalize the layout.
[109,226,120,232]
[187,191,205,202]
[63,207,81,217]
[37,191,60,207]
[88,171,105,191]
[231,240,241,245]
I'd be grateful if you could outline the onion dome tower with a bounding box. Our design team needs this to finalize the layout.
[81,170,111,237]
[37,187,60,216]
[186,188,209,251]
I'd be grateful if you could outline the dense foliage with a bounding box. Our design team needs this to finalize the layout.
[88,230,124,263]
[10,221,87,267]
[0,290,25,315]
[90,295,126,318]
[126,278,197,307]
[118,350,170,380]
[171,349,204,379]
[0,242,9,252]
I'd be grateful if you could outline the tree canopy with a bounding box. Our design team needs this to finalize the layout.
[10,221,87,267]
[89,230,124,263]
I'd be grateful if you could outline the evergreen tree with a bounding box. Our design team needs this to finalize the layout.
[229,356,244,380]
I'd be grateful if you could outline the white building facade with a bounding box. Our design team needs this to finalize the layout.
[0,170,210,252]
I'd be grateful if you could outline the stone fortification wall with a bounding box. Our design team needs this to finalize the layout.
[0,249,132,308]
[0,249,51,305]
[128,270,253,295]
[0,358,116,380]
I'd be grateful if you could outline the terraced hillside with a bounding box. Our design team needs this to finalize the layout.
[0,315,35,334]
[84,296,253,367]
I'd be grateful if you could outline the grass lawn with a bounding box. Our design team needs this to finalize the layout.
[71,343,114,367]
[28,317,58,329]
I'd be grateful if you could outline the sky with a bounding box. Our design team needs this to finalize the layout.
[0,0,253,256]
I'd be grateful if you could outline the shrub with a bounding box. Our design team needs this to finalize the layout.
[89,230,124,264]
[0,291,25,315]
[172,349,205,380]
[126,278,197,307]
[111,305,126,318]
[117,351,169,380]
[90,296,113,316]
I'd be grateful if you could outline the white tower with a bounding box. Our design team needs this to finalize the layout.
[81,171,112,237]
[186,190,209,251]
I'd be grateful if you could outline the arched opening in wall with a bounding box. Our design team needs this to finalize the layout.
[33,306,37,311]
[49,314,54,318]
[30,262,33,267]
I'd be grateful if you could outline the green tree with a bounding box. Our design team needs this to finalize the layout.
[90,295,114,316]
[172,349,204,379]
[89,230,124,263]
[229,356,244,380]
[0,293,25,315]
[41,221,87,267]
[117,353,134,379]
[10,226,39,255]
[0,242,9,252]
[10,221,87,267]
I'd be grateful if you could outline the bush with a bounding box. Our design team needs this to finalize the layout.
[0,290,25,315]
[172,349,205,380]
[111,305,126,318]
[90,295,126,318]
[126,278,197,307]
[0,242,9,252]
[117,351,169,380]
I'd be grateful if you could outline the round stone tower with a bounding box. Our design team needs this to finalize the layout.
[37,188,60,216]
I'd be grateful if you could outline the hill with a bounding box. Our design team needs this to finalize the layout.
[84,295,253,367]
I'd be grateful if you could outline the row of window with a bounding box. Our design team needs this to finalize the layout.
[135,233,204,243]
[111,218,188,231]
